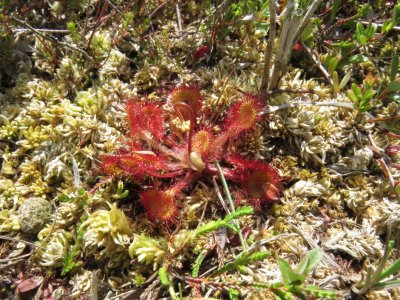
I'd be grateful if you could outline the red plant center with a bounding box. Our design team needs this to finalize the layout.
[192,130,211,156]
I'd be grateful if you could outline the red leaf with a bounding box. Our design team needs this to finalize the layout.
[223,96,262,135]
[169,86,202,119]
[227,155,282,203]
[126,100,164,140]
[100,152,169,180]
[140,189,178,222]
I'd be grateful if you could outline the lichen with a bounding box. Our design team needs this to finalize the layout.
[17,197,52,235]
[1,1,400,298]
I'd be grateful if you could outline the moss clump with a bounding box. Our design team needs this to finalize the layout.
[18,197,52,235]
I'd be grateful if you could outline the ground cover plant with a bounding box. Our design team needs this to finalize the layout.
[0,0,400,299]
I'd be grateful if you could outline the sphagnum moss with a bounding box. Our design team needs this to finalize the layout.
[1,1,400,298]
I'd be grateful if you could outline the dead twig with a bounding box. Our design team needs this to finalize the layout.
[198,233,297,278]
[11,17,94,62]
[368,114,400,123]
[149,0,170,19]
[212,176,230,214]
[90,270,99,300]
[0,253,31,263]
[288,222,341,270]
[359,20,400,32]
[175,2,183,32]
[267,0,323,90]
[268,100,354,112]
[87,0,109,52]
[377,158,396,187]
[0,234,43,249]
[260,0,276,93]
[139,278,161,300]
[0,259,26,271]
[14,28,70,33]
[264,88,315,96]
[302,42,334,86]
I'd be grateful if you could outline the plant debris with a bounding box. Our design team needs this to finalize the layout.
[1,1,400,299]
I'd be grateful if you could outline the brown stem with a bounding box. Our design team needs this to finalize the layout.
[87,0,109,52]
[260,0,276,94]
[205,164,237,181]
[368,114,400,123]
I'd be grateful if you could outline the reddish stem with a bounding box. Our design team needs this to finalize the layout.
[368,114,400,123]
[173,102,194,156]
[87,0,109,52]
[147,169,184,179]
[205,164,239,181]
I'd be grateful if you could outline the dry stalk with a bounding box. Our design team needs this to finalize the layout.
[302,41,334,85]
[11,17,94,62]
[268,101,354,112]
[175,2,183,32]
[260,0,276,92]
[263,0,323,95]
[288,222,341,270]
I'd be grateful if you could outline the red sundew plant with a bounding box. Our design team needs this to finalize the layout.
[100,86,282,222]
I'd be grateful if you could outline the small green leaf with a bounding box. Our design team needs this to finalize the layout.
[389,93,400,103]
[347,89,358,102]
[392,3,400,26]
[388,81,400,92]
[324,56,339,74]
[228,206,254,219]
[378,258,400,281]
[362,89,376,102]
[216,250,268,275]
[278,258,294,284]
[296,249,323,276]
[159,267,170,286]
[278,258,306,284]
[260,1,270,17]
[273,288,294,300]
[340,71,352,89]
[356,23,367,44]
[351,83,362,99]
[67,21,77,34]
[365,23,377,39]
[67,21,80,43]
[228,288,240,300]
[396,183,400,195]
[304,286,337,299]
[372,278,400,290]
[357,4,371,18]
[287,285,308,299]
[381,20,393,34]
[348,54,368,64]
[248,251,269,263]
[192,251,206,277]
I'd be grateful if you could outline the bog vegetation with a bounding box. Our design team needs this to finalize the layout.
[0,0,400,299]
